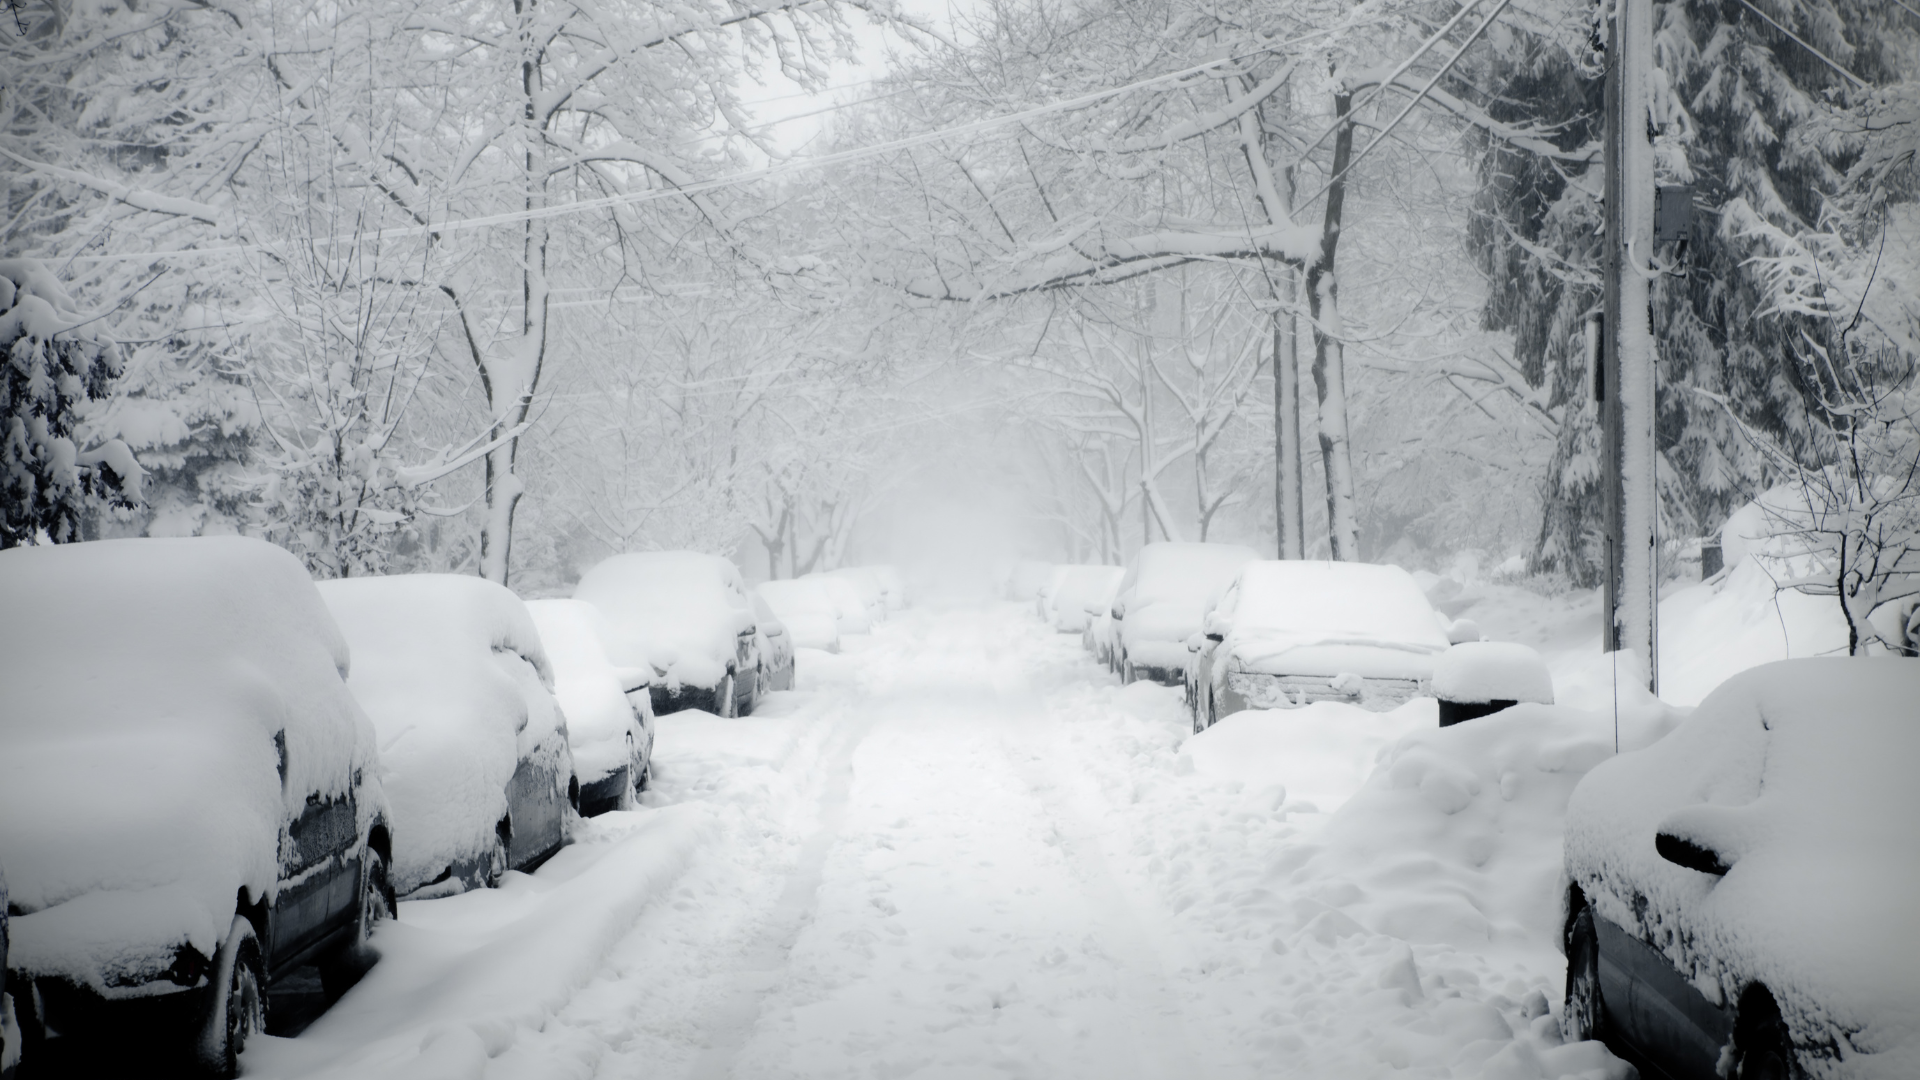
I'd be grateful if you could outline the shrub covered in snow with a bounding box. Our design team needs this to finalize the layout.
[1,259,142,546]
[319,574,572,896]
[0,536,383,993]
[1565,658,1920,1079]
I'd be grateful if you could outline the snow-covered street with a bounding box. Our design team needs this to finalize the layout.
[241,604,1634,1080]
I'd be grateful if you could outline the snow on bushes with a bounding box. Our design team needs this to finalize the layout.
[0,536,380,987]
[1,259,141,546]
[1565,659,1920,1079]
[318,574,564,896]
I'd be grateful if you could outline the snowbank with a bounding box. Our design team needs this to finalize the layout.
[525,599,639,787]
[1566,659,1920,1079]
[0,536,380,988]
[576,552,755,692]
[319,574,563,896]
[1181,702,1432,813]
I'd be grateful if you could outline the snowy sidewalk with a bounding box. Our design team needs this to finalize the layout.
[246,604,1634,1080]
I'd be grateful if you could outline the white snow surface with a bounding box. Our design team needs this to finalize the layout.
[0,537,379,988]
[318,574,563,897]
[756,578,843,651]
[525,599,638,786]
[1565,659,1920,1079]
[1432,642,1555,705]
[244,603,1658,1080]
[805,572,874,635]
[577,552,756,691]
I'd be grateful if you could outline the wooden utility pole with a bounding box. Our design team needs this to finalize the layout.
[1602,0,1660,691]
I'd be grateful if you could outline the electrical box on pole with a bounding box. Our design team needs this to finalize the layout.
[1602,0,1660,693]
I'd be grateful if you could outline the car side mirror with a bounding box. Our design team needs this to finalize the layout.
[1655,831,1731,876]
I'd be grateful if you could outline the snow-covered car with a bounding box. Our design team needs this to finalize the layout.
[1188,560,1453,728]
[808,572,874,636]
[1561,659,1920,1080]
[578,552,760,717]
[1006,560,1054,601]
[756,579,842,652]
[319,574,576,899]
[0,537,393,1076]
[869,564,909,610]
[1110,542,1258,686]
[751,594,796,695]
[525,599,654,818]
[1044,565,1124,634]
[826,567,889,625]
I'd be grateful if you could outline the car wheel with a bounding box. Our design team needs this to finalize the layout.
[195,916,265,1078]
[1190,699,1204,734]
[1730,985,1794,1080]
[717,672,737,718]
[1562,889,1604,1043]
[320,846,394,999]
[487,815,512,887]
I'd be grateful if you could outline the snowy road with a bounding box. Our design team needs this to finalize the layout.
[247,605,1631,1080]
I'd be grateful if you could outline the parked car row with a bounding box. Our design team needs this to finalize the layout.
[0,537,871,1076]
[750,565,907,656]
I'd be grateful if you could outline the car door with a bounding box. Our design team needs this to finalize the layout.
[273,781,359,967]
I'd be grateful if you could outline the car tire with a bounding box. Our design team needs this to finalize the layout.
[1562,889,1604,1043]
[487,815,511,887]
[717,672,737,718]
[195,915,265,1078]
[1730,985,1794,1080]
[320,846,394,999]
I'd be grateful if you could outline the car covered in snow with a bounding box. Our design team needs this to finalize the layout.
[869,564,909,611]
[0,537,393,1076]
[1039,564,1124,634]
[525,600,655,817]
[826,566,889,625]
[756,579,842,653]
[1187,561,1455,729]
[319,574,576,899]
[807,572,874,637]
[578,552,761,717]
[1110,542,1258,686]
[1561,659,1920,1080]
[751,593,796,695]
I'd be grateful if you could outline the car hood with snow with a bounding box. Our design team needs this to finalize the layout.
[1215,561,1451,680]
[318,574,566,896]
[525,599,644,787]
[576,552,755,693]
[1564,658,1920,1078]
[1116,543,1258,672]
[0,537,382,992]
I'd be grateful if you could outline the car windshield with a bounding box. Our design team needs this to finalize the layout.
[1227,561,1448,650]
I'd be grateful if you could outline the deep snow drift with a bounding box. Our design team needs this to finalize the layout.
[237,600,1699,1080]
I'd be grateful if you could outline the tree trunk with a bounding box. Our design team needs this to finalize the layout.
[1307,89,1360,561]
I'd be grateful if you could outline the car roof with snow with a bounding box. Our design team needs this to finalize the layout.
[1564,658,1920,1069]
[1222,561,1450,651]
[1126,543,1259,607]
[0,537,379,980]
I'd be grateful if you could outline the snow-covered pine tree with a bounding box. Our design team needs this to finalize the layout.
[1463,0,1919,585]
[1,260,142,547]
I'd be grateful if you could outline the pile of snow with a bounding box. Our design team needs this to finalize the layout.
[524,599,641,788]
[319,574,563,897]
[1118,542,1258,670]
[1566,659,1920,1079]
[576,552,755,693]
[1182,701,1432,812]
[756,579,841,651]
[1432,642,1554,704]
[0,537,380,987]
